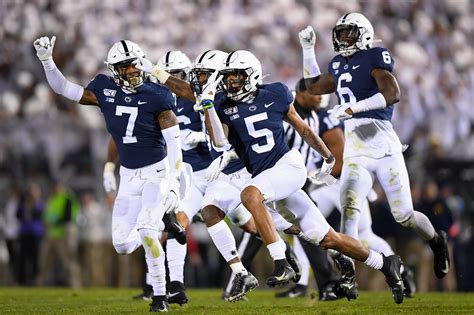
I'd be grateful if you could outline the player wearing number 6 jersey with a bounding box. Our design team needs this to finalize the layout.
[33,36,181,312]
[298,12,450,290]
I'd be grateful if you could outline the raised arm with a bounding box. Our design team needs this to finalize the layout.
[33,36,98,106]
[133,53,195,101]
[298,26,337,95]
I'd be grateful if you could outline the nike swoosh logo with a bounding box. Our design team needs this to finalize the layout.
[177,107,184,112]
[167,291,181,298]
[352,65,360,70]
[274,272,287,281]
[138,101,147,104]
[288,292,301,298]
[264,102,274,108]
[441,259,449,274]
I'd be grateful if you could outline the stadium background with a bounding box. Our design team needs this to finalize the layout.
[0,0,473,294]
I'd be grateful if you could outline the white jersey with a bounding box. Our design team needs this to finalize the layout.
[343,117,403,159]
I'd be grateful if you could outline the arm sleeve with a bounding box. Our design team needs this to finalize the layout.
[41,59,84,102]
[162,124,183,178]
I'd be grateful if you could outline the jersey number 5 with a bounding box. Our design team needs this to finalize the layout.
[244,113,275,154]
[116,106,138,144]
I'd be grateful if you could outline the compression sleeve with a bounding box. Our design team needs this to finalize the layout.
[162,124,183,178]
[41,58,84,102]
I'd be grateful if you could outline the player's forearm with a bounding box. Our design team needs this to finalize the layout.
[41,58,84,102]
[106,138,120,164]
[299,126,332,160]
[202,101,228,147]
[165,76,196,102]
[162,125,183,177]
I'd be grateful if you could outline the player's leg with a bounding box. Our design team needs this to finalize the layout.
[241,150,307,287]
[135,161,171,310]
[165,171,206,305]
[202,176,258,302]
[376,153,449,279]
[339,157,375,240]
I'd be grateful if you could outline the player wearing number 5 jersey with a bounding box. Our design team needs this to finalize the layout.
[33,37,181,312]
[299,12,450,286]
[201,50,408,304]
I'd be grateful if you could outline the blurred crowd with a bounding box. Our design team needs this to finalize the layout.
[0,0,473,292]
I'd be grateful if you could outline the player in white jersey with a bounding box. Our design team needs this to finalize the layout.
[298,12,450,287]
[34,36,182,312]
[281,79,416,298]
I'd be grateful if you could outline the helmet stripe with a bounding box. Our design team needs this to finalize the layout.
[225,51,237,67]
[198,50,212,63]
[341,13,350,23]
[165,51,172,66]
[120,40,130,57]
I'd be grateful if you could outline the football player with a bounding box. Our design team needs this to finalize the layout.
[198,50,406,304]
[298,12,450,292]
[34,37,180,312]
[280,79,416,298]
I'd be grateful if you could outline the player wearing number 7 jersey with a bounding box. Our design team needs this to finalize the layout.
[298,12,450,286]
[33,36,181,312]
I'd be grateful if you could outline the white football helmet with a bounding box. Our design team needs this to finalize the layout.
[157,51,192,82]
[190,49,228,94]
[332,13,374,57]
[220,50,262,102]
[105,40,146,92]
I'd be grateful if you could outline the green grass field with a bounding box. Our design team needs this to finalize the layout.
[0,288,473,314]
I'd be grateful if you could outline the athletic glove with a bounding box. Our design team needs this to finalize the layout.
[132,52,170,84]
[328,104,353,120]
[183,130,207,146]
[298,26,316,49]
[163,177,180,214]
[205,148,239,181]
[103,162,117,192]
[200,70,223,103]
[308,155,337,186]
[33,36,56,61]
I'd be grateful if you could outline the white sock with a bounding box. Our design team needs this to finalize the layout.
[364,250,384,270]
[267,240,286,261]
[207,220,239,262]
[139,228,166,296]
[230,261,248,275]
[294,236,310,286]
[166,238,187,283]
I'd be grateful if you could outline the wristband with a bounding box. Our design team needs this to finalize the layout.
[104,161,116,173]
[201,99,214,109]
[152,65,171,84]
[324,154,335,164]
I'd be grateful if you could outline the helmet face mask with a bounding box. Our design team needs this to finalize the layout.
[190,50,228,95]
[221,50,262,102]
[106,40,146,92]
[332,13,374,57]
[157,51,192,82]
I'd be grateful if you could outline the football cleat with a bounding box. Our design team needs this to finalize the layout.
[381,254,404,304]
[149,295,169,312]
[429,230,450,279]
[320,282,344,301]
[133,285,153,301]
[275,284,307,298]
[227,272,259,302]
[167,281,188,305]
[266,259,296,288]
[331,251,358,301]
[162,211,186,245]
[401,267,416,297]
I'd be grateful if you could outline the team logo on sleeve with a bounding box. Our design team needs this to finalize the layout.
[103,89,116,97]
[224,106,238,115]
[332,62,340,69]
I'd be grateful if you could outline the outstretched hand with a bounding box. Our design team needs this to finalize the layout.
[33,36,56,61]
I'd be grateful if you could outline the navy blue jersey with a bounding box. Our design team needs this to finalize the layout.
[87,74,175,169]
[210,92,246,175]
[216,83,293,177]
[328,47,395,120]
[173,97,213,172]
